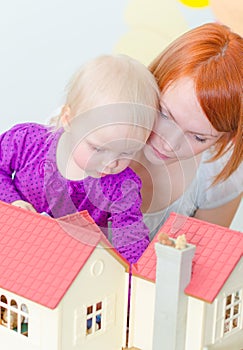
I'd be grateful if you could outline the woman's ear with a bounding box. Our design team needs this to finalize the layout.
[60,105,72,131]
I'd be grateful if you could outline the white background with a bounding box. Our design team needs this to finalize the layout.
[0,1,242,227]
[0,0,128,132]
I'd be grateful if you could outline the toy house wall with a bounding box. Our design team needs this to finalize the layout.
[0,288,60,350]
[185,257,243,350]
[203,257,243,350]
[129,277,155,350]
[185,297,206,350]
[60,245,129,350]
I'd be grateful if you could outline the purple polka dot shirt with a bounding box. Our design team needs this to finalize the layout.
[0,123,149,263]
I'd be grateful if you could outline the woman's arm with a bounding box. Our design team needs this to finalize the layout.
[194,194,242,227]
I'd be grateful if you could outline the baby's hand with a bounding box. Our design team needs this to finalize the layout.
[11,200,37,212]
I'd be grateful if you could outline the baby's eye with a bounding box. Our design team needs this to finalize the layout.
[194,135,207,143]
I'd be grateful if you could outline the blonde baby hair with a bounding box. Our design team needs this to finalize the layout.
[51,54,159,137]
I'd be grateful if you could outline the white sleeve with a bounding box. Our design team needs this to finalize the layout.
[196,149,243,210]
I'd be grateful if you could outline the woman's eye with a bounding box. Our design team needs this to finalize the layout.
[194,135,207,143]
[160,112,169,119]
[89,144,102,152]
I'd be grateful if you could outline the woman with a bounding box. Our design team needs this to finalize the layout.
[131,22,243,239]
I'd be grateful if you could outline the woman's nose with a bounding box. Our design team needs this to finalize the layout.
[154,119,184,153]
[162,136,181,152]
[161,124,185,152]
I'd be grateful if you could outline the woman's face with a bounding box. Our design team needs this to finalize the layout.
[144,77,224,165]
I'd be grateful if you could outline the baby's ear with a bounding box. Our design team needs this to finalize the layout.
[60,105,72,131]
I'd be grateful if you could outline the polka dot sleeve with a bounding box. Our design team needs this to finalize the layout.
[0,124,30,203]
[108,169,150,263]
[0,123,49,205]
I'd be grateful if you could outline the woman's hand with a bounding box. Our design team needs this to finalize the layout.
[11,200,37,212]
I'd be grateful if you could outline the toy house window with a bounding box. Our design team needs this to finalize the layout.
[86,301,103,335]
[0,295,29,337]
[224,290,242,334]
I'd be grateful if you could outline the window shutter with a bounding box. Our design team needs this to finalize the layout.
[104,294,116,329]
[73,305,87,345]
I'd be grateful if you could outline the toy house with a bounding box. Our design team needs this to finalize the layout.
[0,201,129,350]
[129,212,243,350]
[1,200,243,350]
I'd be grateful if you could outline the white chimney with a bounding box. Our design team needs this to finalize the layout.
[152,240,196,350]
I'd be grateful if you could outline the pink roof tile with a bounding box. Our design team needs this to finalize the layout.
[132,212,243,303]
[0,201,128,309]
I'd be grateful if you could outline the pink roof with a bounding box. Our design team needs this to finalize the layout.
[0,201,128,309]
[132,212,243,303]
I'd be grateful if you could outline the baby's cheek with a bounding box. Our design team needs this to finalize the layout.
[73,148,91,166]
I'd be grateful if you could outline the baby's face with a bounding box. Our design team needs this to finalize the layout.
[70,124,147,178]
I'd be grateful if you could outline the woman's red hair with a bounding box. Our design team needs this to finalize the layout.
[149,23,243,184]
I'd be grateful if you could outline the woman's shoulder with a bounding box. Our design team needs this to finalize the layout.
[197,149,223,183]
[198,147,242,183]
[196,148,242,208]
